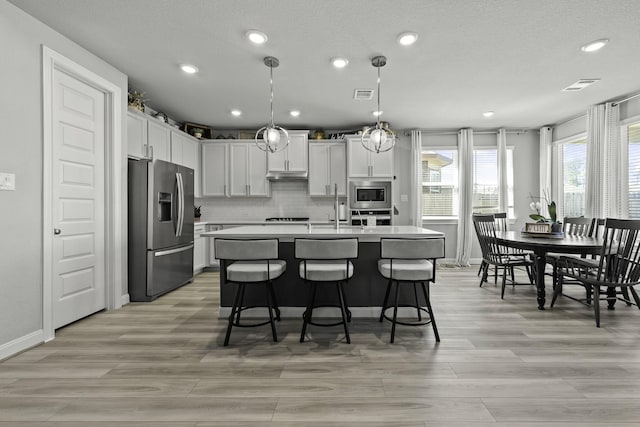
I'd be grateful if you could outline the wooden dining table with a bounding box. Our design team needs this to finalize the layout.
[494,231,602,310]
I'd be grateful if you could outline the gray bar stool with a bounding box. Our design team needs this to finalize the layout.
[215,238,285,346]
[295,238,358,344]
[378,237,445,343]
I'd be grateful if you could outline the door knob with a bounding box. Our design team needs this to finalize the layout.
[54,228,61,235]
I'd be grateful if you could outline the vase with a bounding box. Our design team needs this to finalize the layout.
[551,222,562,233]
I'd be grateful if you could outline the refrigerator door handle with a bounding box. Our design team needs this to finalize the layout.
[176,172,184,237]
[154,243,194,257]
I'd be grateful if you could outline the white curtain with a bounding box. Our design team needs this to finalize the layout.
[539,126,553,216]
[585,104,606,218]
[603,102,625,218]
[497,128,508,213]
[410,130,423,226]
[456,128,474,266]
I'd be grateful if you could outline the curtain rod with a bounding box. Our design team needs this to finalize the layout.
[612,92,640,106]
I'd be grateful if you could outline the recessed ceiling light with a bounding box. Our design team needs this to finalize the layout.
[289,110,300,117]
[581,38,608,52]
[180,64,198,74]
[372,110,383,117]
[483,111,494,118]
[331,57,349,68]
[246,30,268,44]
[231,109,242,117]
[397,32,418,46]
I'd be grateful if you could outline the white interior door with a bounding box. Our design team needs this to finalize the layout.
[52,68,106,328]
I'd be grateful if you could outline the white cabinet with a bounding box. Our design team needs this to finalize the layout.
[347,136,394,178]
[207,224,221,267]
[308,141,347,196]
[126,110,171,162]
[229,142,269,197]
[171,130,200,196]
[201,143,227,196]
[193,223,207,273]
[146,119,171,162]
[201,141,269,197]
[126,111,147,158]
[267,130,308,174]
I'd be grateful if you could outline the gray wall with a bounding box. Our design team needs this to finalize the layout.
[0,0,127,350]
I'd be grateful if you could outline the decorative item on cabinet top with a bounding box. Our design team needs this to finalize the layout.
[183,122,213,139]
[127,88,147,112]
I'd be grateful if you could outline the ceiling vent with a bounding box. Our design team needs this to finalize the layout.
[353,89,374,100]
[562,79,600,91]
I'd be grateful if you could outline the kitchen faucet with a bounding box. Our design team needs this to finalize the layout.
[355,209,365,230]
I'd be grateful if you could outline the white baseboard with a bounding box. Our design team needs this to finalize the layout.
[219,306,424,319]
[120,293,130,306]
[0,329,45,362]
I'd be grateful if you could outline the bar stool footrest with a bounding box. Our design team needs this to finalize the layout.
[381,305,434,327]
[303,304,352,326]
[232,305,279,328]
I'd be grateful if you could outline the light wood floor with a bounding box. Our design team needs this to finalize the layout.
[2,267,640,426]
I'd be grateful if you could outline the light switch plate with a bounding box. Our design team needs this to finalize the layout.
[400,194,408,202]
[0,173,16,191]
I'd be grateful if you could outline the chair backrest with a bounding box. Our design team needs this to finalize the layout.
[596,218,640,284]
[494,212,509,232]
[215,238,279,261]
[562,216,593,237]
[472,214,500,262]
[294,238,358,260]
[380,238,445,260]
[590,218,606,238]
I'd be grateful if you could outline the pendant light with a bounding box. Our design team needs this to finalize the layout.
[361,55,395,153]
[255,56,289,153]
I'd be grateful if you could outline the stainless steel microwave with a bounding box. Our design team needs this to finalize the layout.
[349,180,391,210]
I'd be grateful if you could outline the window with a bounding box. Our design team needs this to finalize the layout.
[555,137,587,218]
[422,150,458,216]
[628,122,640,219]
[472,148,514,216]
[421,147,514,218]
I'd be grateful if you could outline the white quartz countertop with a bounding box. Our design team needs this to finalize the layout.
[195,220,349,226]
[202,225,444,242]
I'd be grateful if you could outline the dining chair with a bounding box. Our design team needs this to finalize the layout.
[215,238,285,346]
[546,216,594,290]
[477,212,509,281]
[473,214,535,299]
[555,218,640,327]
[295,238,358,344]
[377,237,445,343]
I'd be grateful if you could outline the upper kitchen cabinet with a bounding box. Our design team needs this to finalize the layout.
[267,130,309,177]
[201,141,269,197]
[201,142,227,197]
[126,110,170,162]
[308,141,347,196]
[347,135,394,178]
[171,130,200,196]
[229,142,270,197]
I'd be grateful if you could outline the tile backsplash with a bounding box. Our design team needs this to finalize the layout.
[196,181,346,221]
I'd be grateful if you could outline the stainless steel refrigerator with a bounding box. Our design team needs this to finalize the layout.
[128,158,194,301]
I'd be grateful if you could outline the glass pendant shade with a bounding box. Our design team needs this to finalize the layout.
[255,56,289,153]
[361,56,395,154]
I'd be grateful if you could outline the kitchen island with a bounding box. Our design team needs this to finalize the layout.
[202,225,445,318]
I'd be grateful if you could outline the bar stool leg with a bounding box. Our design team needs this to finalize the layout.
[422,282,440,342]
[337,282,351,344]
[379,279,392,322]
[300,282,318,343]
[390,281,400,344]
[235,284,247,324]
[224,283,243,347]
[265,284,278,342]
[268,282,281,321]
[413,283,422,321]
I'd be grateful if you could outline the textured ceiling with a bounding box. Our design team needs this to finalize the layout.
[8,0,640,131]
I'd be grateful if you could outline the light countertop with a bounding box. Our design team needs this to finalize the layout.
[202,225,444,242]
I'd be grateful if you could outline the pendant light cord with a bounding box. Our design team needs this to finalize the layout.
[269,65,275,127]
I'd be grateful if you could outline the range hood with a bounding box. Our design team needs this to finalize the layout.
[266,170,308,181]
